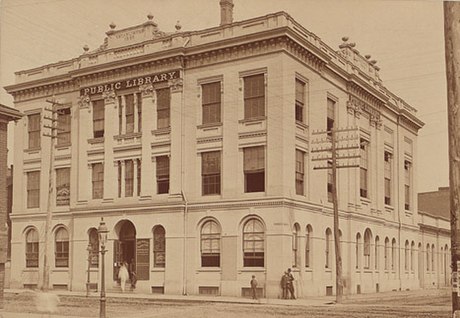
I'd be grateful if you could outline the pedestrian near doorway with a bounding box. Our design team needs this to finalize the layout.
[286,268,295,299]
[118,262,129,293]
[280,272,288,299]
[250,275,258,300]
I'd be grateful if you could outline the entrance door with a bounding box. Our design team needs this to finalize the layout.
[114,221,137,281]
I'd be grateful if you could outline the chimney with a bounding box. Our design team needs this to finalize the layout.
[220,0,234,26]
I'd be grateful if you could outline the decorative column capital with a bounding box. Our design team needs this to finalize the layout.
[78,94,90,108]
[102,90,116,103]
[139,84,155,97]
[169,78,183,93]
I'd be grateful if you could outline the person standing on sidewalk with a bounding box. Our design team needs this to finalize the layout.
[280,272,288,299]
[286,268,295,299]
[118,262,129,293]
[250,275,258,300]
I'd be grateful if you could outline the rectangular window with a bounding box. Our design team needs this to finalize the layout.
[156,156,169,194]
[137,159,141,196]
[360,139,368,198]
[244,74,265,119]
[384,151,392,205]
[26,239,39,268]
[244,146,265,193]
[202,151,221,195]
[295,149,305,195]
[57,108,71,145]
[137,92,142,132]
[117,162,122,198]
[125,94,134,134]
[118,96,122,134]
[295,79,305,123]
[55,242,69,267]
[92,100,104,138]
[56,168,70,206]
[27,171,40,208]
[404,160,411,210]
[327,161,333,202]
[326,98,335,137]
[202,82,221,124]
[125,160,134,197]
[92,163,104,199]
[157,88,170,129]
[28,113,41,149]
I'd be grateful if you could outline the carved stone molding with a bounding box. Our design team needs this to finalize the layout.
[78,94,90,108]
[169,78,183,93]
[102,90,116,103]
[139,83,155,98]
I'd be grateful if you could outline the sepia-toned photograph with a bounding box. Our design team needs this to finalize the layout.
[0,0,456,317]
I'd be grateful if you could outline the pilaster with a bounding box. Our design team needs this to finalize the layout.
[168,78,183,198]
[77,95,91,204]
[102,90,116,203]
[139,84,155,200]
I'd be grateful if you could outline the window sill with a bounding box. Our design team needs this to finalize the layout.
[360,197,371,205]
[24,148,41,154]
[325,268,332,273]
[295,121,308,129]
[88,137,104,144]
[52,268,69,272]
[384,204,394,211]
[55,143,71,150]
[238,268,266,273]
[304,268,313,272]
[238,116,266,124]
[114,132,142,140]
[151,267,165,272]
[202,194,221,198]
[152,128,171,136]
[197,122,223,129]
[197,268,222,272]
[23,268,39,272]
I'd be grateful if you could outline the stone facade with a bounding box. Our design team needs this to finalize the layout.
[5,10,450,297]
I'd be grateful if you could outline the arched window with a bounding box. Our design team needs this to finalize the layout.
[55,227,69,268]
[384,237,389,270]
[88,228,99,268]
[153,226,165,268]
[375,236,380,270]
[356,233,362,269]
[391,238,396,271]
[325,228,332,269]
[426,244,431,271]
[431,244,435,272]
[243,218,264,267]
[411,241,415,271]
[292,223,300,268]
[404,240,409,271]
[363,229,371,269]
[306,225,312,268]
[201,220,220,267]
[26,228,39,268]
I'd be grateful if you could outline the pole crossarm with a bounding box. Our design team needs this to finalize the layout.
[311,145,360,153]
[311,127,359,135]
[313,164,360,170]
[311,155,361,161]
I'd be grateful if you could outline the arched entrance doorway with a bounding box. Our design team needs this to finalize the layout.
[114,220,136,281]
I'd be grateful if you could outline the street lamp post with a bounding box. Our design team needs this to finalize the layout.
[98,218,109,318]
[86,243,92,297]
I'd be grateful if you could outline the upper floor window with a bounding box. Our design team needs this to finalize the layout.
[26,228,39,268]
[153,226,165,268]
[360,139,369,198]
[295,79,305,123]
[326,98,335,137]
[202,151,221,195]
[56,168,70,206]
[92,163,103,199]
[384,151,392,205]
[244,146,265,193]
[57,108,71,145]
[404,160,411,210]
[244,74,265,119]
[125,160,134,197]
[28,113,41,149]
[27,171,40,208]
[243,218,264,267]
[157,88,170,129]
[201,220,221,267]
[156,156,169,194]
[125,94,135,134]
[137,159,141,196]
[55,227,69,268]
[92,100,104,138]
[295,149,305,195]
[202,82,221,125]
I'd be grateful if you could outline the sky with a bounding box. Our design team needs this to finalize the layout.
[0,0,448,193]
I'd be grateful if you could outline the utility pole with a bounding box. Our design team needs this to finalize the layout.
[444,2,460,316]
[41,98,64,291]
[312,126,360,303]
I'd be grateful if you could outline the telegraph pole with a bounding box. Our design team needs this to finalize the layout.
[41,98,64,291]
[444,2,460,315]
[312,126,359,303]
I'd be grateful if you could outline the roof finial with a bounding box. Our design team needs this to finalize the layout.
[109,22,116,30]
[83,45,89,53]
[147,13,153,20]
[175,20,182,31]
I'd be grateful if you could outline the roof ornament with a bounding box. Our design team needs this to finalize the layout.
[175,20,182,31]
[106,22,116,35]
[83,45,89,53]
[338,36,356,49]
[145,13,158,27]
